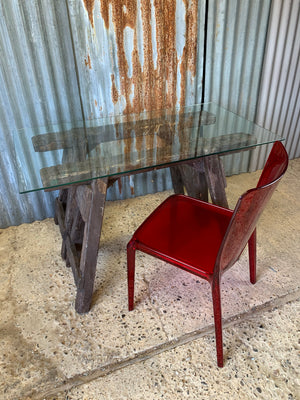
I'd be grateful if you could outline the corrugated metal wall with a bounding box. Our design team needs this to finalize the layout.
[66,0,207,199]
[0,0,82,227]
[204,0,272,175]
[0,0,298,228]
[251,0,300,170]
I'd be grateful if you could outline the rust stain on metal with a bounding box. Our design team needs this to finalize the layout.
[83,0,96,28]
[159,0,177,109]
[97,0,198,115]
[84,54,92,69]
[99,1,110,29]
[185,0,198,77]
[107,0,138,117]
[79,0,200,114]
[177,0,198,155]
[180,0,198,109]
[111,74,119,104]
[83,0,199,179]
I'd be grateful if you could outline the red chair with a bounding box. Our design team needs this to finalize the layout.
[127,141,288,367]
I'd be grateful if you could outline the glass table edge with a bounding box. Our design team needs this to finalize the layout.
[18,138,285,194]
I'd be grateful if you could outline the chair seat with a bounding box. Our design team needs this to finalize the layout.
[133,195,233,277]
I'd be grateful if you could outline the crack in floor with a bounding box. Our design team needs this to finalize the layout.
[34,289,300,400]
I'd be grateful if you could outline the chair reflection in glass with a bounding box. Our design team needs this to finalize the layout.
[127,141,288,367]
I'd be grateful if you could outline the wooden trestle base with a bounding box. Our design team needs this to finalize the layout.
[53,155,228,313]
[170,155,229,208]
[54,178,109,313]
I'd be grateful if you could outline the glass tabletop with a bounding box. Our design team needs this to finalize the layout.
[14,102,283,193]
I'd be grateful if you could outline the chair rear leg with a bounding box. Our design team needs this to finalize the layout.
[127,241,136,311]
[248,229,256,284]
[212,281,224,367]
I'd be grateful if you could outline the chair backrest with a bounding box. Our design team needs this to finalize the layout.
[216,141,289,275]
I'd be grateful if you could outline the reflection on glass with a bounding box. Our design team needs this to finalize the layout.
[14,103,283,193]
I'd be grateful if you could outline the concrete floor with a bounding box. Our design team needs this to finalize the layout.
[0,159,299,400]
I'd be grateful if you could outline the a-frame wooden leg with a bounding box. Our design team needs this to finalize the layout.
[204,155,229,208]
[75,178,108,313]
[54,178,108,313]
[170,165,185,195]
[170,160,209,201]
[170,156,229,208]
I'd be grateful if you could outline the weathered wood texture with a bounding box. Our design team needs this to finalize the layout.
[39,132,256,189]
[204,155,228,208]
[54,178,108,313]
[32,110,216,152]
[170,155,228,208]
[171,160,208,201]
[75,178,108,313]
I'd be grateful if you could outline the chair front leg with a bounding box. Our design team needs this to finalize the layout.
[127,240,136,311]
[248,229,256,284]
[212,279,224,367]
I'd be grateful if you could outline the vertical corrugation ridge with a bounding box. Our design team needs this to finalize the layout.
[0,0,82,228]
[253,0,300,170]
[204,0,271,176]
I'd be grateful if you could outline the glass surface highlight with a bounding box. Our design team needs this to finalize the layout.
[14,103,283,193]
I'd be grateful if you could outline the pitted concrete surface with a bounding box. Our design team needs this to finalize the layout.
[0,158,299,400]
